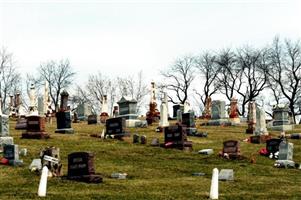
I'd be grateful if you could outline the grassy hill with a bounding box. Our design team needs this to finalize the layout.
[0,119,301,200]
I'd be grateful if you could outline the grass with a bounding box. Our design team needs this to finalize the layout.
[1,119,301,200]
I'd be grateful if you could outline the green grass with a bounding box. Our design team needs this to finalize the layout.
[1,119,301,200]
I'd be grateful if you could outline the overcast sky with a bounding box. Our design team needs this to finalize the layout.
[1,0,300,86]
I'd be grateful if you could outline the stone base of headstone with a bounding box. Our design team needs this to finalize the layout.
[100,113,109,123]
[250,135,271,144]
[229,117,240,125]
[288,133,301,139]
[15,118,27,130]
[21,132,50,139]
[67,174,103,183]
[271,124,294,131]
[207,119,231,126]
[55,128,74,134]
[126,119,142,128]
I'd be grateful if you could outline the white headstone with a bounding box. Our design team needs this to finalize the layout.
[184,101,191,113]
[255,106,268,136]
[38,97,44,115]
[38,166,48,197]
[29,84,38,116]
[159,92,169,127]
[210,168,219,199]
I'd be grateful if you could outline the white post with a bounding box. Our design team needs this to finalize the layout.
[38,166,49,197]
[209,168,219,199]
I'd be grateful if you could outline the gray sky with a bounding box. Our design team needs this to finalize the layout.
[1,0,300,85]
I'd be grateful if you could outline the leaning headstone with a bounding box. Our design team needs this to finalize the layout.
[278,140,293,161]
[22,116,50,139]
[105,117,128,139]
[67,152,102,183]
[40,146,62,177]
[117,97,141,128]
[271,104,293,131]
[55,90,74,134]
[218,169,234,181]
[255,106,268,136]
[246,101,256,134]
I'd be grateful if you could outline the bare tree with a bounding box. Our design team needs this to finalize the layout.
[236,47,269,116]
[194,52,221,106]
[0,47,21,112]
[39,59,75,111]
[267,37,301,123]
[161,56,195,104]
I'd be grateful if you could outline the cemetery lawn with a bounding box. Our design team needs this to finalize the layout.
[1,119,301,200]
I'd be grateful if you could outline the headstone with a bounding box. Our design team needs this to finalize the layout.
[87,114,97,124]
[208,100,229,125]
[151,138,160,146]
[218,169,234,181]
[202,96,212,119]
[229,98,240,124]
[219,140,241,159]
[40,146,62,176]
[209,168,219,200]
[278,140,293,160]
[15,117,27,130]
[146,82,160,125]
[266,138,282,156]
[246,101,256,134]
[77,103,92,120]
[0,137,13,152]
[140,135,147,144]
[3,144,22,165]
[28,83,39,116]
[164,125,192,150]
[105,117,128,139]
[181,111,197,136]
[177,109,183,123]
[255,106,268,135]
[22,116,50,139]
[173,104,184,119]
[112,105,119,118]
[67,152,102,183]
[133,134,140,144]
[55,90,74,134]
[272,104,293,131]
[38,97,44,116]
[0,114,9,137]
[117,97,141,128]
[159,92,169,128]
[100,95,109,123]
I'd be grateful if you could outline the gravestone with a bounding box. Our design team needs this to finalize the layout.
[255,106,268,135]
[87,114,97,124]
[278,140,293,161]
[55,90,74,134]
[40,146,62,176]
[229,98,240,124]
[133,134,139,144]
[67,152,102,183]
[77,103,92,120]
[271,104,293,131]
[100,95,109,123]
[112,105,119,118]
[159,92,169,128]
[146,82,160,125]
[208,100,229,125]
[15,117,27,130]
[22,116,50,139]
[181,111,197,136]
[219,140,241,159]
[0,114,9,137]
[164,125,192,150]
[105,117,128,139]
[218,169,234,181]
[3,144,22,166]
[266,138,282,156]
[173,104,184,119]
[0,137,14,152]
[141,135,147,144]
[28,83,39,116]
[117,97,141,128]
[246,101,256,134]
[38,97,44,116]
[151,138,160,146]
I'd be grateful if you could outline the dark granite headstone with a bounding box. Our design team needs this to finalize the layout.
[22,116,50,139]
[133,134,139,144]
[164,125,192,150]
[181,111,197,136]
[141,135,147,144]
[67,152,102,183]
[117,97,138,119]
[15,118,27,130]
[4,144,19,161]
[266,138,282,155]
[105,117,127,139]
[173,104,184,119]
[88,115,97,124]
[220,140,241,159]
[55,111,74,134]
